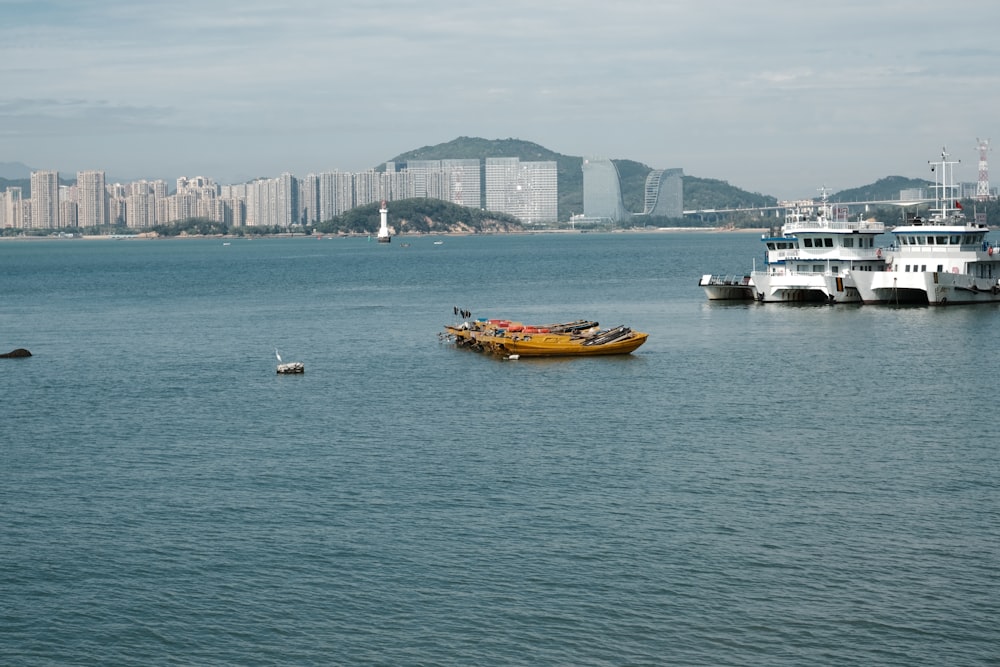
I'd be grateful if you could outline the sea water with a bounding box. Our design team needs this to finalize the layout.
[2,233,997,665]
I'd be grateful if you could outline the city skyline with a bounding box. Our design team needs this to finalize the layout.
[3,1,1000,200]
[0,157,561,230]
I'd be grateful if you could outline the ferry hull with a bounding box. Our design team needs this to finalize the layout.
[855,271,1000,305]
[751,271,863,303]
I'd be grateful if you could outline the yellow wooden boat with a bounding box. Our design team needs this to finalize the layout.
[443,317,648,358]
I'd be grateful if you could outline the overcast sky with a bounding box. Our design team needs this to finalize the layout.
[3,0,998,199]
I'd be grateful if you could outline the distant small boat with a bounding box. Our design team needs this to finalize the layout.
[223,242,231,246]
[433,241,444,245]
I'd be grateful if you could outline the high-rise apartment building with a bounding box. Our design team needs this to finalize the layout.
[1,187,23,229]
[354,170,382,208]
[77,170,107,228]
[441,159,482,208]
[30,170,60,229]
[485,158,558,223]
[318,171,355,219]
[299,174,319,225]
[402,159,481,208]
[275,173,298,227]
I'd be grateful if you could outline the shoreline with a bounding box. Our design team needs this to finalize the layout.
[0,227,771,241]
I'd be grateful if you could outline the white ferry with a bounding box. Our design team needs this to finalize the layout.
[750,190,887,303]
[852,149,1000,305]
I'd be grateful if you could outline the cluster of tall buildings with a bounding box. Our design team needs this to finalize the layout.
[0,157,560,231]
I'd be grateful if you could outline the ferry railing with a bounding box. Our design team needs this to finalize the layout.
[782,219,885,233]
[767,247,884,262]
[703,274,752,286]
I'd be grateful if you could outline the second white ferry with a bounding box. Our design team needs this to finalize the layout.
[752,190,887,303]
[852,149,1000,305]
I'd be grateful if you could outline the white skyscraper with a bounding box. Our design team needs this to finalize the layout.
[485,158,558,223]
[30,170,59,229]
[1,187,23,229]
[77,170,107,228]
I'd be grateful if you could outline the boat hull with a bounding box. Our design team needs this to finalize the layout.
[854,270,1000,305]
[699,275,755,300]
[487,332,648,357]
[751,271,862,303]
[444,320,647,357]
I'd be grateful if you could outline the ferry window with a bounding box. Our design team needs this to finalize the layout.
[767,243,776,250]
[922,265,927,271]
[844,238,854,248]
[936,236,947,244]
[824,238,833,247]
[951,235,961,244]
[813,265,824,272]
[803,238,813,247]
[905,265,911,272]
[831,265,840,274]
[927,237,935,245]
[936,265,942,272]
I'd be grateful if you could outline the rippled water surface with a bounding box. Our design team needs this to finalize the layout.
[2,233,998,665]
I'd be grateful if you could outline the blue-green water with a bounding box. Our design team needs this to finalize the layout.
[2,233,997,665]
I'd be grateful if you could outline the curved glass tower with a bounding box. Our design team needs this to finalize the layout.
[582,157,628,223]
[583,158,683,223]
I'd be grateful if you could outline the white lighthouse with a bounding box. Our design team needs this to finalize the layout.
[377,200,391,243]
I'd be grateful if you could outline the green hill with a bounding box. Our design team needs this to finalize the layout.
[830,176,931,202]
[315,197,523,236]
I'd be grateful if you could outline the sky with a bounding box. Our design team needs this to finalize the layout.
[2,0,999,200]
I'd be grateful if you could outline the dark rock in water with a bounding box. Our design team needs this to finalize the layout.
[0,348,31,358]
